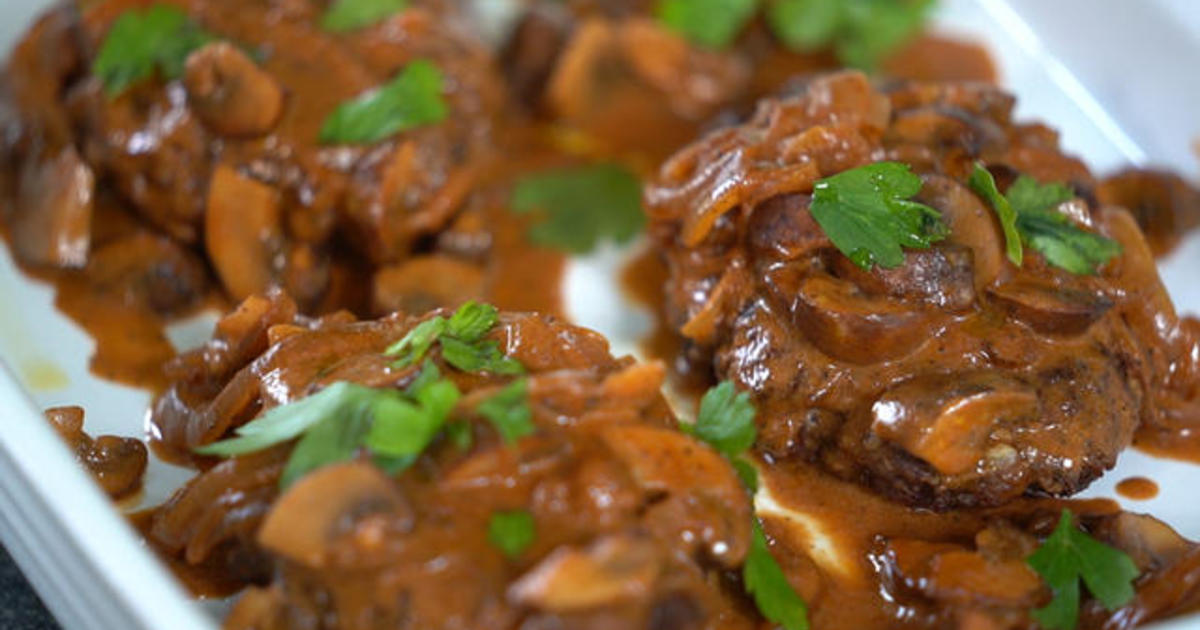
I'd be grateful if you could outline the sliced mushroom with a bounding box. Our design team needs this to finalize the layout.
[258,461,412,570]
[372,255,485,316]
[618,17,750,118]
[916,174,1007,289]
[86,232,209,316]
[11,146,93,268]
[770,265,935,364]
[830,244,976,311]
[870,372,1038,476]
[987,279,1113,336]
[597,424,751,566]
[205,164,283,301]
[545,17,616,121]
[508,535,663,612]
[1098,168,1200,257]
[44,405,148,499]
[184,41,285,138]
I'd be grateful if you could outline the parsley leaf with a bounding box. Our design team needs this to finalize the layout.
[488,510,537,558]
[441,337,525,375]
[364,379,460,458]
[385,317,448,368]
[477,379,535,444]
[281,404,372,488]
[195,381,366,457]
[92,5,215,97]
[767,0,842,51]
[746,521,811,630]
[681,383,810,630]
[446,302,500,342]
[968,164,1024,266]
[970,164,1123,275]
[838,0,934,70]
[385,302,523,375]
[687,381,758,457]
[810,162,948,269]
[321,0,408,33]
[1026,510,1139,630]
[446,420,474,451]
[319,59,448,145]
[766,0,933,69]
[656,0,759,49]
[196,375,460,488]
[510,164,645,255]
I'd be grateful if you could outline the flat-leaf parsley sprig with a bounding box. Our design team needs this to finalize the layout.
[685,382,810,630]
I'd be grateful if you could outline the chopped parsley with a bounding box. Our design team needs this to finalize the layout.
[683,383,809,630]
[967,164,1024,266]
[969,163,1122,274]
[810,162,948,270]
[746,521,810,630]
[196,373,461,488]
[384,302,524,375]
[92,5,215,97]
[656,0,759,49]
[477,379,535,444]
[686,381,758,458]
[1026,510,1139,630]
[321,0,408,32]
[319,59,448,145]
[767,0,934,69]
[510,164,645,255]
[488,509,537,558]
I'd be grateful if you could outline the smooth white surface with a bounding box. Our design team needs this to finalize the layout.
[0,0,1198,629]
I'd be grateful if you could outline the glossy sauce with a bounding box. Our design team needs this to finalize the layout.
[128,510,256,599]
[1116,476,1161,501]
[759,461,1119,629]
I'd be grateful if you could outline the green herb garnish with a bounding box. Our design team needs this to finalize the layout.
[967,164,1024,266]
[488,509,537,558]
[477,379,535,444]
[510,164,644,255]
[1026,510,1139,630]
[319,59,448,145]
[686,381,758,457]
[969,164,1122,274]
[767,0,934,69]
[683,383,809,630]
[810,161,948,270]
[197,373,461,488]
[656,0,759,49]
[321,0,408,32]
[92,5,215,97]
[384,302,524,375]
[746,521,811,630]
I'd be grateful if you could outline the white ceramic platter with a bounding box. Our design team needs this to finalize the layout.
[1,1,1198,629]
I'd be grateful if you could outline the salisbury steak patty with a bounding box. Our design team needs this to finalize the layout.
[646,71,1200,509]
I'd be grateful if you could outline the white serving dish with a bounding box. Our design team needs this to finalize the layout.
[1,1,1198,628]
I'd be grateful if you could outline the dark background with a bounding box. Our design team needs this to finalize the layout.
[0,546,59,630]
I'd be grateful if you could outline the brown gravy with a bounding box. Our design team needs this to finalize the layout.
[1116,477,1161,501]
[760,460,1121,629]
